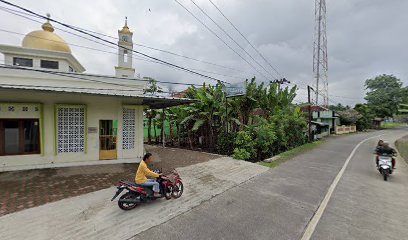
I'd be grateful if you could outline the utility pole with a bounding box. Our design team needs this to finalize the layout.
[308,86,313,142]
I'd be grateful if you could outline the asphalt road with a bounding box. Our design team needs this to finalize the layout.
[311,130,408,240]
[131,129,408,240]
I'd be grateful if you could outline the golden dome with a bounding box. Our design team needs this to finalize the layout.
[119,17,132,34]
[22,16,71,53]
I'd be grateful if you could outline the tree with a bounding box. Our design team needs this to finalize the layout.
[143,77,163,95]
[235,78,259,127]
[365,74,404,118]
[329,103,350,112]
[145,109,157,144]
[143,77,162,144]
[338,109,362,125]
[354,103,374,131]
[182,83,225,151]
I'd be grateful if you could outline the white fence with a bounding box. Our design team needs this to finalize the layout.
[335,125,356,135]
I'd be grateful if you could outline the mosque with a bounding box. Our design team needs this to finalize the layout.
[0,17,191,171]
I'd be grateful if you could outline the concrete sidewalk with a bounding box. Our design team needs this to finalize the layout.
[0,157,268,240]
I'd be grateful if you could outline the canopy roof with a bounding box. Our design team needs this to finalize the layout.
[0,84,195,109]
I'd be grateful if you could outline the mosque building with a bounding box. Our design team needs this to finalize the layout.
[0,16,191,171]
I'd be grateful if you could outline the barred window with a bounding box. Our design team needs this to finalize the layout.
[57,106,85,153]
[122,108,135,149]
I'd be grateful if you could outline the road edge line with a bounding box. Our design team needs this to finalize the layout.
[300,134,384,240]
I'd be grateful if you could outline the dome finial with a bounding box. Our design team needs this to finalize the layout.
[42,13,54,32]
[119,16,132,34]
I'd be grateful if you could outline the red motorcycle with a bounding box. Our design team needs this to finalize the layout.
[111,169,183,210]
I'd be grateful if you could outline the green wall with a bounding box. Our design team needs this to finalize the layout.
[144,119,174,140]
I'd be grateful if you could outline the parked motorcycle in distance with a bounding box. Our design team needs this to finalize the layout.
[377,153,395,181]
[111,169,184,210]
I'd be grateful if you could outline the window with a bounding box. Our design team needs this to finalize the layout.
[13,57,33,67]
[69,66,74,72]
[40,60,59,69]
[124,50,128,63]
[0,119,40,156]
[122,108,135,149]
[56,106,85,153]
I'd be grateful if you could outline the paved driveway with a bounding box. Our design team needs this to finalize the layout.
[0,145,219,217]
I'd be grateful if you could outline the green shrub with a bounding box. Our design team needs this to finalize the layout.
[216,132,237,155]
[253,122,277,160]
[232,131,256,161]
[232,148,252,161]
[271,109,307,152]
[233,109,307,162]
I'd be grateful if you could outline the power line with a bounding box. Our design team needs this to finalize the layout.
[208,0,283,79]
[0,5,254,77]
[0,0,231,84]
[0,64,246,90]
[173,0,269,80]
[0,28,246,81]
[0,5,224,82]
[189,0,277,80]
[0,62,360,102]
[0,6,117,50]
[0,64,204,87]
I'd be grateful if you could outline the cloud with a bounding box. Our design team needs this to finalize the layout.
[0,0,407,105]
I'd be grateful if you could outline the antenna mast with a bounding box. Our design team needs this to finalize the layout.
[313,0,328,106]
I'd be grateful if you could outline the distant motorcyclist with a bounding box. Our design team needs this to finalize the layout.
[375,141,397,169]
[375,140,384,152]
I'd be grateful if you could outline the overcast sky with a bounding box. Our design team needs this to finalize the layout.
[0,0,407,105]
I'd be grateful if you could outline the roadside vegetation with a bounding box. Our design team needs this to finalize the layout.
[381,122,406,129]
[396,136,408,164]
[259,140,324,168]
[144,74,408,164]
[144,77,308,162]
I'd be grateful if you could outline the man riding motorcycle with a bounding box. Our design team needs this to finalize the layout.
[135,153,161,197]
[375,141,397,169]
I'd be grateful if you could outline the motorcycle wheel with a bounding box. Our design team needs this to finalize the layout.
[118,192,139,210]
[165,185,173,200]
[382,169,389,181]
[172,181,184,199]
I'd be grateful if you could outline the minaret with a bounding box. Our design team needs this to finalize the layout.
[115,17,135,78]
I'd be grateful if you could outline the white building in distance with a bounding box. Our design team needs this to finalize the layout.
[0,17,192,171]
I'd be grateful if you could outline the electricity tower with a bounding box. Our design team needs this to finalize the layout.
[313,0,328,106]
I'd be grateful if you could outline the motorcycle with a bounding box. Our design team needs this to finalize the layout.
[377,153,395,181]
[111,169,184,210]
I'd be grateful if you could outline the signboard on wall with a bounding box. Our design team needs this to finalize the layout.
[88,127,98,134]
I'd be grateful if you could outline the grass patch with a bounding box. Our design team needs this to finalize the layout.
[258,140,324,168]
[396,136,408,164]
[381,122,406,129]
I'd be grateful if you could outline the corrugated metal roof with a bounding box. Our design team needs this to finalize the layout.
[0,84,195,109]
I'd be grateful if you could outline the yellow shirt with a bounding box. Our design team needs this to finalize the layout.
[135,160,160,184]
